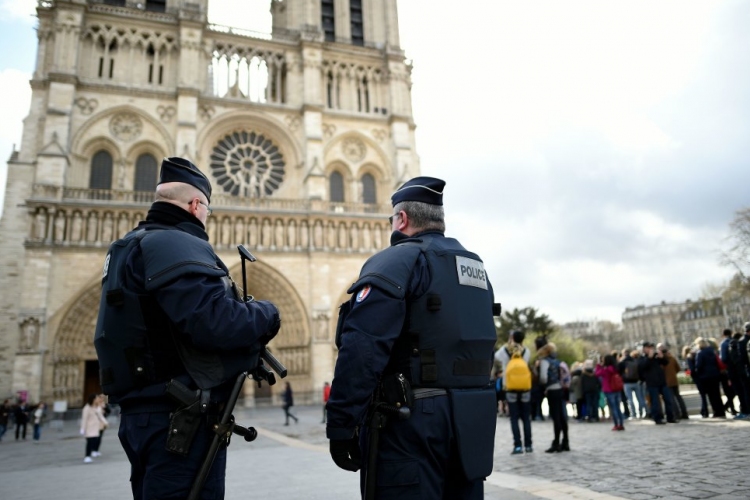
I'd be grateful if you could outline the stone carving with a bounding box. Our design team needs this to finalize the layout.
[372,128,387,142]
[284,115,300,131]
[110,112,143,142]
[322,123,336,139]
[210,131,285,198]
[342,137,366,163]
[157,105,176,123]
[19,318,41,351]
[199,104,215,121]
[313,311,331,341]
[75,97,98,115]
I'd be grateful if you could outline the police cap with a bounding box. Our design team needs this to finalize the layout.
[158,157,212,203]
[391,176,445,207]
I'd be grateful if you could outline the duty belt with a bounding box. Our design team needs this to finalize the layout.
[412,388,448,400]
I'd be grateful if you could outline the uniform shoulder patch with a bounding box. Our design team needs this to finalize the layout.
[455,256,488,290]
[356,285,372,303]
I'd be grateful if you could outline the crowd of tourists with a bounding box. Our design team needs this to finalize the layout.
[493,323,750,455]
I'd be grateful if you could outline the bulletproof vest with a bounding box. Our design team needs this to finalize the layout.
[364,234,496,389]
[94,226,259,397]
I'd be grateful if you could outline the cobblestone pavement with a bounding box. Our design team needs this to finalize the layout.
[0,400,748,500]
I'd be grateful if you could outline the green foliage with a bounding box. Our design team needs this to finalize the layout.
[495,307,554,347]
[529,331,589,366]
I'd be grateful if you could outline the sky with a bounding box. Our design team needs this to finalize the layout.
[1,0,748,325]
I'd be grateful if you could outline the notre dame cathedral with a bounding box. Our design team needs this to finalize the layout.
[0,0,419,408]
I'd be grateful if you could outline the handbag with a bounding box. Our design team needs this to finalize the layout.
[610,372,624,393]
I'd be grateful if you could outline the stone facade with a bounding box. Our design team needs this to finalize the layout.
[622,298,730,352]
[621,301,690,350]
[0,0,419,407]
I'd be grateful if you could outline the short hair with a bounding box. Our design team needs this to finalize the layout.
[510,330,525,344]
[155,182,206,207]
[603,354,616,367]
[723,329,732,337]
[394,200,445,232]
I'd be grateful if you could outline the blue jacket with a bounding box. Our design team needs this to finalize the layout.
[694,346,721,381]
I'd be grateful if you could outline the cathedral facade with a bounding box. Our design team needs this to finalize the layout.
[0,0,419,407]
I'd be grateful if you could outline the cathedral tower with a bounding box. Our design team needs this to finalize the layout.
[0,0,419,406]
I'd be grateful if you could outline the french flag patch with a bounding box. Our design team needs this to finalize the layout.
[356,285,372,303]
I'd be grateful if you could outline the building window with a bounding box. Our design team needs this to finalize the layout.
[97,39,117,79]
[330,171,344,203]
[146,45,165,85]
[361,174,376,204]
[145,0,166,12]
[357,76,370,113]
[134,154,158,201]
[209,131,285,197]
[90,150,113,189]
[322,0,335,42]
[350,0,364,46]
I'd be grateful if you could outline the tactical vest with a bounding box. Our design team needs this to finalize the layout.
[350,234,496,390]
[94,225,259,397]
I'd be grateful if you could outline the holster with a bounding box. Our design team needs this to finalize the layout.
[166,400,202,456]
[380,373,414,409]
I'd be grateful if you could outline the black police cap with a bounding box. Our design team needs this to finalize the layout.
[158,157,212,203]
[390,176,445,207]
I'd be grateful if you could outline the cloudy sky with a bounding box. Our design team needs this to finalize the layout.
[1,0,748,325]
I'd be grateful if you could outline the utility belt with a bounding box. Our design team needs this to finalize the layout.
[412,387,448,400]
[378,373,448,409]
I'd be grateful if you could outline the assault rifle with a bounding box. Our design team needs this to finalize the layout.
[186,245,287,500]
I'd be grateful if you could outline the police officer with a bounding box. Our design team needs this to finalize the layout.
[94,157,280,500]
[326,177,497,499]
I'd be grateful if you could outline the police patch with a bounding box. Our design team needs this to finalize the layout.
[102,253,111,279]
[356,285,372,303]
[455,256,488,290]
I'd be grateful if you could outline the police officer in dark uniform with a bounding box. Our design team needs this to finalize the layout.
[326,177,497,499]
[94,157,280,500]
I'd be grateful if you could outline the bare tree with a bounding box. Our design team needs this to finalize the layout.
[721,207,750,292]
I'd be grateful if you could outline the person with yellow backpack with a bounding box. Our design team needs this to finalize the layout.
[494,330,533,455]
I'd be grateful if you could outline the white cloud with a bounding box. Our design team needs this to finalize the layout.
[0,0,36,23]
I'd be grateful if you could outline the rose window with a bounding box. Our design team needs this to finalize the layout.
[209,131,285,197]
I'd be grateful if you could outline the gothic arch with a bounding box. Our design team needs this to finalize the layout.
[71,104,175,157]
[51,281,101,407]
[323,132,390,181]
[69,106,174,190]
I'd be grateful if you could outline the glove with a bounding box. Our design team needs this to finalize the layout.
[329,437,362,472]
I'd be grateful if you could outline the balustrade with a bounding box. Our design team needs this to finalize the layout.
[26,184,390,253]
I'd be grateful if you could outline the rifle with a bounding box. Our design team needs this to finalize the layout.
[186,245,287,500]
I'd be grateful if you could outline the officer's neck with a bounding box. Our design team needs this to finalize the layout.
[144,201,207,239]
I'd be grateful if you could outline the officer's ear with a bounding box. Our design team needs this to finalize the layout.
[396,210,408,230]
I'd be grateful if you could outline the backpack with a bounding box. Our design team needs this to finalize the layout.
[623,359,639,381]
[609,371,624,393]
[559,361,571,389]
[546,358,561,387]
[504,348,532,392]
[729,340,742,368]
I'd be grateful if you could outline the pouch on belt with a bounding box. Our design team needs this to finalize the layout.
[448,387,496,481]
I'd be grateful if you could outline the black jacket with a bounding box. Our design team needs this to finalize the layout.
[638,355,668,387]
